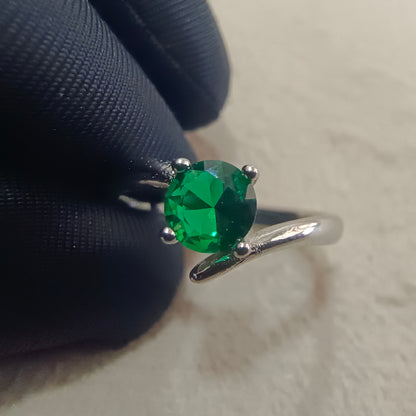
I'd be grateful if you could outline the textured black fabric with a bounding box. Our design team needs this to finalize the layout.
[0,174,184,354]
[90,0,230,129]
[0,0,229,356]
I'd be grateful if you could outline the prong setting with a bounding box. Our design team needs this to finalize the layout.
[234,241,252,259]
[160,227,178,245]
[172,158,192,173]
[242,165,259,184]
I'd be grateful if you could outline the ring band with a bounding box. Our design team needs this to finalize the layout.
[121,158,343,283]
[190,208,342,282]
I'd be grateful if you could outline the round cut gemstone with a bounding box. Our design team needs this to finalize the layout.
[164,160,257,253]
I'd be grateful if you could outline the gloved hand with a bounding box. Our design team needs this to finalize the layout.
[0,0,229,356]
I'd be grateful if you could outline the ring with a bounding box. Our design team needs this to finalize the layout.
[127,158,343,283]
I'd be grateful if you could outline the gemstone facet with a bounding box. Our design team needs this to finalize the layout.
[164,160,257,253]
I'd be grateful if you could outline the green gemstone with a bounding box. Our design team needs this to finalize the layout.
[164,160,257,253]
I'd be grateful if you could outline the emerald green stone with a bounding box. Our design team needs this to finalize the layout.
[164,160,257,253]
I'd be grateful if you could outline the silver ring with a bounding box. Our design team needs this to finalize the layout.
[189,210,342,282]
[122,158,343,283]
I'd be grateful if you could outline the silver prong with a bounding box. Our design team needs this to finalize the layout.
[172,158,191,173]
[242,165,259,184]
[160,227,178,245]
[234,241,252,259]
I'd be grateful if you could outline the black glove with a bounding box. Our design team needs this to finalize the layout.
[0,0,229,356]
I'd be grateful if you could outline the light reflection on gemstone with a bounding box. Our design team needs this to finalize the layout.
[164,160,257,253]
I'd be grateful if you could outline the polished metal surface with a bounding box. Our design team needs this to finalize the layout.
[172,158,192,173]
[160,226,178,245]
[190,211,343,283]
[242,165,259,184]
[134,179,169,190]
[234,241,252,258]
